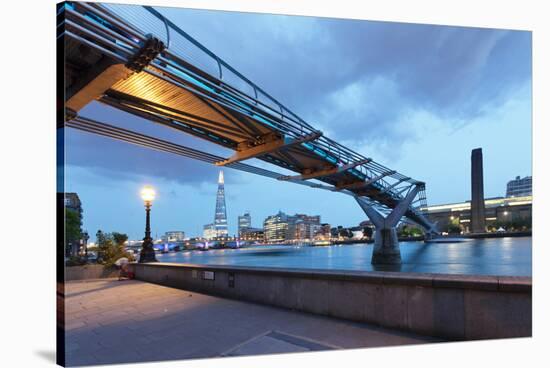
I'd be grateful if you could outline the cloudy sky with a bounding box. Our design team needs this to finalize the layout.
[64,4,532,240]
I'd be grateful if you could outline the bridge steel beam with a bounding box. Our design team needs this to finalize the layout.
[215,131,322,166]
[336,170,397,191]
[378,177,411,194]
[277,158,372,181]
[64,8,165,113]
[66,64,134,112]
[355,184,421,265]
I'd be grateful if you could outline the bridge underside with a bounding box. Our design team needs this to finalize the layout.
[58,2,437,263]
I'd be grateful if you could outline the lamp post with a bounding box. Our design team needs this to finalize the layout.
[139,185,158,263]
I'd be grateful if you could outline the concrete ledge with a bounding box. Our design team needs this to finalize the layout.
[128,262,531,340]
[65,264,119,281]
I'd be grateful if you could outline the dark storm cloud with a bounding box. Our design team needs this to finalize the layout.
[163,8,531,144]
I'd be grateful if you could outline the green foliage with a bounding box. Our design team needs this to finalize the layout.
[94,230,135,267]
[492,217,532,232]
[447,224,462,234]
[65,256,87,267]
[398,225,423,237]
[445,216,462,234]
[338,228,353,238]
[112,232,128,246]
[65,208,81,254]
[362,227,373,239]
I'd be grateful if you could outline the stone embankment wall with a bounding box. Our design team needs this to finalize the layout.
[129,262,531,340]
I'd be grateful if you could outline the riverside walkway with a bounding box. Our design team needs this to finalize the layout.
[64,279,438,366]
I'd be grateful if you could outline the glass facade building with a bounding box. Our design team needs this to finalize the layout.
[263,212,321,242]
[213,171,228,238]
[164,231,185,242]
[506,176,532,197]
[203,223,217,239]
[263,212,290,242]
[238,212,252,236]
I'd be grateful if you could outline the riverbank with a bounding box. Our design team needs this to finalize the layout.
[463,230,532,239]
[326,231,532,245]
[241,231,532,247]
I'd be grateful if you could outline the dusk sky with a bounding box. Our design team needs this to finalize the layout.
[64,4,532,240]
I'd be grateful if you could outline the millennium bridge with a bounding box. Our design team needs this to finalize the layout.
[57,2,438,264]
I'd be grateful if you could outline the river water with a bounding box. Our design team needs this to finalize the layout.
[156,237,532,276]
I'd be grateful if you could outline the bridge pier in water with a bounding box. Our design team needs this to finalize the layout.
[355,185,421,265]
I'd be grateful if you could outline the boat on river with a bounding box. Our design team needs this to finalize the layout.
[425,237,471,243]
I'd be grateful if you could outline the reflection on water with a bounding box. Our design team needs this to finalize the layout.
[157,237,532,276]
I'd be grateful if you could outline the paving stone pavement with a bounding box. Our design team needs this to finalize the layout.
[64,279,440,366]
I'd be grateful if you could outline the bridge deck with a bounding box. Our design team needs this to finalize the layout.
[58,2,433,230]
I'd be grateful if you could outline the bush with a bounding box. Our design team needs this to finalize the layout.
[447,224,462,234]
[92,231,135,267]
[65,256,87,267]
[399,225,423,237]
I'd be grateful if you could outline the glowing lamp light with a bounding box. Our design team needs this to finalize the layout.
[140,186,156,203]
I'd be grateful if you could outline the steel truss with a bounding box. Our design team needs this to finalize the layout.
[59,1,434,231]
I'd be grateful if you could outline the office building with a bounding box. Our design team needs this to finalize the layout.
[288,214,321,240]
[506,176,532,197]
[263,212,290,242]
[64,192,83,257]
[240,227,264,241]
[238,212,252,236]
[203,171,230,239]
[213,171,229,238]
[164,231,185,242]
[263,212,321,242]
[203,223,217,239]
[423,195,532,233]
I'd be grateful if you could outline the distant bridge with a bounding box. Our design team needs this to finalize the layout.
[58,2,437,264]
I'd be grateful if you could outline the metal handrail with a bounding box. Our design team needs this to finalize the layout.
[61,2,429,214]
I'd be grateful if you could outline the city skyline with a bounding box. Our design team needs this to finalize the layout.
[64,5,531,241]
[71,169,528,241]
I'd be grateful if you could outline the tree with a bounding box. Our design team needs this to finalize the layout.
[363,227,373,239]
[92,231,134,267]
[338,228,352,238]
[447,224,462,234]
[493,217,532,232]
[399,225,423,237]
[65,208,81,257]
[112,232,128,246]
[447,216,462,234]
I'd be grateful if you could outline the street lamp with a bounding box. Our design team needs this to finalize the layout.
[139,185,158,263]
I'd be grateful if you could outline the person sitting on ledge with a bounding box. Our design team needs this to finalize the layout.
[115,257,134,280]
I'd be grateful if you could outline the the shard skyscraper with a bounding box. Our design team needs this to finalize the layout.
[213,170,228,237]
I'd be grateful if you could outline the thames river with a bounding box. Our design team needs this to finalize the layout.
[156,237,532,276]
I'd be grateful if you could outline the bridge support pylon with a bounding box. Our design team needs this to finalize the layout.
[354,185,421,265]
